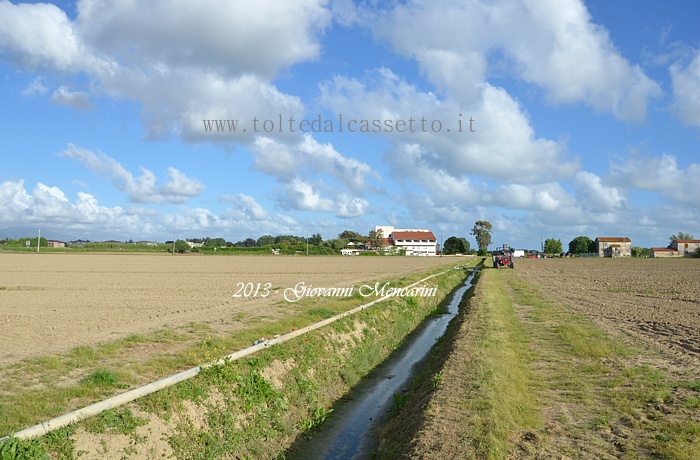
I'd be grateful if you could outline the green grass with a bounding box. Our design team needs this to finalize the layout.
[460,270,542,459]
[0,259,480,458]
[503,272,700,459]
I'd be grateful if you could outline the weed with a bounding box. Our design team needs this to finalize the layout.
[431,371,443,389]
[391,393,408,413]
[300,406,333,433]
[82,369,119,388]
[0,436,49,460]
[83,408,147,435]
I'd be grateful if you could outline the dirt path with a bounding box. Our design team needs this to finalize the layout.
[381,258,700,459]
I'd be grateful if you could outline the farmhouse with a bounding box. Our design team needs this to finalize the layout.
[670,239,700,256]
[374,226,438,256]
[650,247,679,258]
[46,239,66,248]
[595,237,632,257]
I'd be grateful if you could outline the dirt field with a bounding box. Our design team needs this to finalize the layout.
[0,253,460,366]
[516,257,700,367]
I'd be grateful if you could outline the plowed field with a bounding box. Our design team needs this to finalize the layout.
[516,257,700,367]
[0,253,461,365]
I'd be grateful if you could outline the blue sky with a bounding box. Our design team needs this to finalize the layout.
[1,0,699,250]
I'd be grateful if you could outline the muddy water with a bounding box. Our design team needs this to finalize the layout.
[285,269,478,460]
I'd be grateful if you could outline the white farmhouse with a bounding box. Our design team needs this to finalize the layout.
[374,226,438,256]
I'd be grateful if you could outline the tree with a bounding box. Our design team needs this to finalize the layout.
[338,230,366,242]
[458,237,471,253]
[669,232,694,246]
[327,238,349,250]
[308,233,323,246]
[203,237,226,247]
[544,238,563,255]
[443,236,466,255]
[368,228,384,249]
[173,239,189,253]
[470,221,493,256]
[256,235,275,246]
[568,236,594,255]
[631,246,650,258]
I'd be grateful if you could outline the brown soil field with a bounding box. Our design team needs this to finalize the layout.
[516,257,700,367]
[0,253,461,366]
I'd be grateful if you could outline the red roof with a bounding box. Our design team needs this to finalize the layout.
[674,239,700,243]
[596,237,631,242]
[392,231,437,242]
[651,247,676,252]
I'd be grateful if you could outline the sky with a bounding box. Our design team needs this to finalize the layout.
[1,0,699,250]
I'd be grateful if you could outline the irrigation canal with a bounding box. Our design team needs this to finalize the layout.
[285,268,478,459]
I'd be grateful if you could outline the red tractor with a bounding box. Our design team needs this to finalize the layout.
[492,248,515,269]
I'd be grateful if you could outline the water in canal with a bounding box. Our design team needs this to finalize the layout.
[285,268,478,460]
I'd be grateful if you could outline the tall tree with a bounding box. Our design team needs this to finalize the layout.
[544,238,563,255]
[368,228,384,249]
[568,236,594,255]
[470,221,493,256]
[308,233,323,245]
[669,232,694,246]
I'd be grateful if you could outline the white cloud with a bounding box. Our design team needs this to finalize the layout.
[50,86,95,110]
[670,49,700,128]
[487,183,576,212]
[220,194,269,221]
[248,134,379,213]
[21,76,48,96]
[321,70,579,186]
[0,179,33,221]
[59,144,204,203]
[336,194,369,218]
[74,0,330,79]
[370,0,661,121]
[0,179,307,241]
[0,0,327,142]
[282,178,335,213]
[610,152,700,207]
[572,171,627,213]
[0,0,99,72]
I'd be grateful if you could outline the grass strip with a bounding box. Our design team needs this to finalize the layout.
[1,261,478,459]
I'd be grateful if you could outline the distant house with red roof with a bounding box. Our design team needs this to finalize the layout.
[650,247,679,258]
[670,239,700,256]
[594,237,632,257]
[374,226,438,256]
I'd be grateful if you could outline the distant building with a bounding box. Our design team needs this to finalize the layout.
[650,247,679,258]
[594,237,632,257]
[670,239,700,256]
[46,239,66,248]
[375,226,438,256]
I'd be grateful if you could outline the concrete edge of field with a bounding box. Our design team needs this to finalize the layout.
[2,264,472,443]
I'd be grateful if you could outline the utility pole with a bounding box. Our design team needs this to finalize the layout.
[37,229,40,253]
[306,231,309,256]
